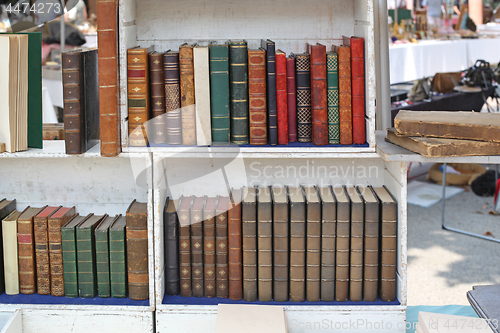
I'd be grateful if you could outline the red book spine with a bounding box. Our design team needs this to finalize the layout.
[337,45,352,145]
[248,49,267,145]
[286,56,297,143]
[276,51,288,145]
[309,44,328,145]
[351,37,365,144]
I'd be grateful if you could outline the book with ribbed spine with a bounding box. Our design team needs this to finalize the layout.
[271,187,288,302]
[286,55,297,143]
[179,44,196,145]
[347,36,366,144]
[194,45,212,146]
[318,187,336,301]
[203,197,217,298]
[334,45,352,145]
[0,199,16,295]
[276,50,288,145]
[346,187,364,302]
[109,215,127,298]
[261,39,278,146]
[257,186,272,301]
[228,189,243,300]
[303,186,321,302]
[62,214,89,297]
[62,50,83,154]
[209,43,230,144]
[242,187,257,301]
[179,196,193,297]
[335,187,350,301]
[191,197,204,297]
[95,215,119,298]
[164,199,180,296]
[326,52,340,144]
[248,49,267,145]
[229,40,249,145]
[309,43,328,145]
[3,209,22,295]
[163,51,182,145]
[289,187,306,302]
[216,196,229,298]
[363,187,380,302]
[295,53,312,143]
[149,52,167,144]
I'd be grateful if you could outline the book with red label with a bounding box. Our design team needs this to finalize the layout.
[276,50,288,145]
[286,55,297,143]
[334,44,352,145]
[345,36,365,144]
[309,44,328,145]
[248,49,267,145]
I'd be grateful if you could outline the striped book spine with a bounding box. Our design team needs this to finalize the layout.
[327,52,340,144]
[163,51,182,145]
[209,43,230,144]
[127,47,150,146]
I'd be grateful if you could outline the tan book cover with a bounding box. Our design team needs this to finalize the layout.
[303,186,321,302]
[271,186,289,302]
[346,187,363,302]
[193,45,211,146]
[242,187,257,302]
[3,210,22,294]
[288,187,306,302]
[318,186,336,301]
[335,186,350,302]
[257,186,272,302]
[216,304,288,333]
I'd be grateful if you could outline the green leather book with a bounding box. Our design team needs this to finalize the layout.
[229,40,249,145]
[326,52,339,144]
[27,32,42,148]
[61,214,89,297]
[76,214,106,298]
[209,43,230,144]
[95,215,119,298]
[109,215,127,297]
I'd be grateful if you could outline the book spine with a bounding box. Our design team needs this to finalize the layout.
[62,51,83,154]
[228,197,243,300]
[381,201,398,302]
[3,219,19,295]
[209,44,230,144]
[289,197,306,302]
[179,45,196,145]
[295,54,312,143]
[165,206,180,296]
[82,50,100,153]
[276,52,288,145]
[336,200,350,301]
[126,210,149,300]
[248,49,267,146]
[34,215,50,294]
[96,227,111,297]
[0,201,16,295]
[327,52,340,144]
[364,199,379,302]
[306,199,321,302]
[338,46,353,145]
[77,227,97,297]
[216,205,229,298]
[191,202,204,297]
[17,216,36,294]
[163,52,182,145]
[264,42,278,146]
[273,198,289,302]
[242,193,257,301]
[97,0,121,156]
[193,46,212,146]
[350,194,364,302]
[310,44,328,145]
[127,48,150,146]
[179,203,192,297]
[351,37,366,144]
[149,53,167,144]
[321,196,336,302]
[286,56,297,143]
[109,226,127,298]
[229,41,249,145]
[257,196,272,302]
[61,226,78,297]
[203,206,215,297]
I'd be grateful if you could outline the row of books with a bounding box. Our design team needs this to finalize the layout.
[127,37,366,148]
[163,185,397,303]
[0,199,149,300]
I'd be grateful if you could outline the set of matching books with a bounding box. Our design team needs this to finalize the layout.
[163,185,398,303]
[0,199,149,300]
[127,37,366,147]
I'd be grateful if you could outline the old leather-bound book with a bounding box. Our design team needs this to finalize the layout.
[257,187,272,301]
[190,197,204,297]
[97,0,120,156]
[216,197,229,298]
[48,206,76,296]
[334,45,352,145]
[271,187,288,302]
[62,50,83,154]
[304,186,321,302]
[318,187,336,301]
[193,45,212,146]
[179,44,196,145]
[128,47,153,146]
[276,50,288,145]
[242,187,257,301]
[347,37,366,144]
[248,49,267,145]
[95,215,119,298]
[326,52,340,144]
[178,196,193,297]
[149,52,167,144]
[203,197,216,298]
[209,43,230,144]
[126,199,149,300]
[164,199,180,296]
[228,189,243,300]
[229,40,249,145]
[295,53,312,143]
[286,55,297,143]
[309,44,328,145]
[3,209,22,295]
[34,206,60,295]
[62,214,89,297]
[346,187,364,302]
[0,199,16,295]
[261,39,278,146]
[335,187,350,301]
[289,187,306,302]
[363,187,380,302]
[17,206,45,294]
[163,51,182,145]
[372,186,398,302]
[109,215,127,298]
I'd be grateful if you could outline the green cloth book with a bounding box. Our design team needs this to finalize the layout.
[109,215,127,298]
[209,43,230,144]
[326,52,339,144]
[76,214,105,298]
[95,215,119,298]
[229,40,249,145]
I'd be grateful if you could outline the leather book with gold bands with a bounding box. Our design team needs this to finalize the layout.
[248,49,267,145]
[179,43,196,145]
[257,187,272,301]
[126,200,149,300]
[309,43,328,145]
[229,40,249,145]
[179,196,193,297]
[318,187,336,301]
[271,186,289,302]
[203,197,217,298]
[363,187,380,302]
[346,187,364,302]
[242,187,257,301]
[288,187,306,302]
[191,197,204,297]
[216,197,229,298]
[228,189,243,300]
[335,187,350,301]
[334,45,352,145]
[295,53,312,143]
[163,51,182,145]
[149,52,167,144]
[303,186,321,302]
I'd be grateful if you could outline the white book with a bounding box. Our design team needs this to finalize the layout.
[193,44,212,146]
[418,311,492,333]
[216,304,288,333]
[3,210,22,295]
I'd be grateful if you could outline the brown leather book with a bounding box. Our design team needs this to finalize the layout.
[335,187,350,301]
[288,187,306,302]
[18,206,45,294]
[179,196,193,297]
[257,187,272,301]
[34,206,60,295]
[363,187,380,302]
[309,43,328,145]
[62,51,83,154]
[179,44,196,145]
[346,187,364,302]
[242,187,257,301]
[372,186,398,302]
[271,186,289,302]
[97,0,121,157]
[248,49,267,145]
[149,52,167,144]
[126,199,149,300]
[228,189,243,300]
[48,206,76,296]
[128,47,153,146]
[303,186,320,302]
[164,51,182,145]
[203,197,217,298]
[334,45,352,145]
[318,187,336,302]
[191,197,204,297]
[216,196,229,298]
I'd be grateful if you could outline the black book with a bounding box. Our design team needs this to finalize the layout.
[81,49,100,152]
[164,198,180,295]
[0,199,16,294]
[260,39,277,146]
